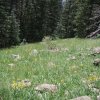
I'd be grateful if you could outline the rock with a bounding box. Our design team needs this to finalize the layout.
[93,58,100,66]
[11,54,20,58]
[22,79,31,87]
[11,54,21,61]
[70,96,91,100]
[35,84,57,93]
[97,95,100,100]
[93,47,100,54]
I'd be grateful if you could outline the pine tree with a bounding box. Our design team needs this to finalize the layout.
[1,10,20,47]
[43,0,62,37]
[0,0,10,48]
[61,0,77,38]
[0,0,20,48]
[74,0,92,38]
[19,0,46,42]
[8,10,20,45]
[20,0,35,42]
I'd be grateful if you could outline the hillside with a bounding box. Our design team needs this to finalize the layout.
[0,39,100,100]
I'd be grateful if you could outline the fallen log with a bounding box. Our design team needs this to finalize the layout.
[87,28,100,38]
[86,21,100,31]
[90,15,100,21]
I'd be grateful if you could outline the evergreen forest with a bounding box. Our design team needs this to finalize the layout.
[0,0,100,48]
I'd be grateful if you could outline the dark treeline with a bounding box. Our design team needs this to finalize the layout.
[0,0,100,48]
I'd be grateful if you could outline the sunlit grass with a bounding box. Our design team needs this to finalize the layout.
[0,38,100,100]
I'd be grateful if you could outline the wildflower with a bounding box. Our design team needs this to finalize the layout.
[11,79,31,89]
[8,63,15,67]
[82,79,87,84]
[61,79,64,83]
[30,49,38,56]
[48,62,55,68]
[91,88,99,93]
[80,63,84,67]
[64,90,69,96]
[72,65,77,68]
[67,56,76,61]
[62,48,69,52]
[87,75,99,82]
[71,56,76,60]
[48,48,59,53]
[69,65,78,73]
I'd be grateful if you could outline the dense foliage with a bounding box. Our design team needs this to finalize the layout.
[0,0,99,48]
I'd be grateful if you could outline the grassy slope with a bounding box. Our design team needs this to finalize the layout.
[0,39,100,100]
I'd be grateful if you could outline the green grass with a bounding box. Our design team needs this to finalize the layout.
[0,38,100,100]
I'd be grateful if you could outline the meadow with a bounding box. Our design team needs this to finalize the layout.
[0,38,100,100]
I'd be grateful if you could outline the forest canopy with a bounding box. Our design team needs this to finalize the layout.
[0,0,100,48]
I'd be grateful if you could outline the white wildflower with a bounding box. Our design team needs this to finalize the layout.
[8,63,15,67]
[30,49,38,56]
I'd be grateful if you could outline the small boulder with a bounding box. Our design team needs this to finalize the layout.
[70,96,91,100]
[35,84,57,93]
[22,79,31,87]
[93,58,100,66]
[11,54,21,61]
[93,47,100,54]
[97,95,100,100]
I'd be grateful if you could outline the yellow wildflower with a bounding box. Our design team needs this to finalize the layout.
[11,79,31,89]
[87,75,99,82]
[61,80,64,83]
